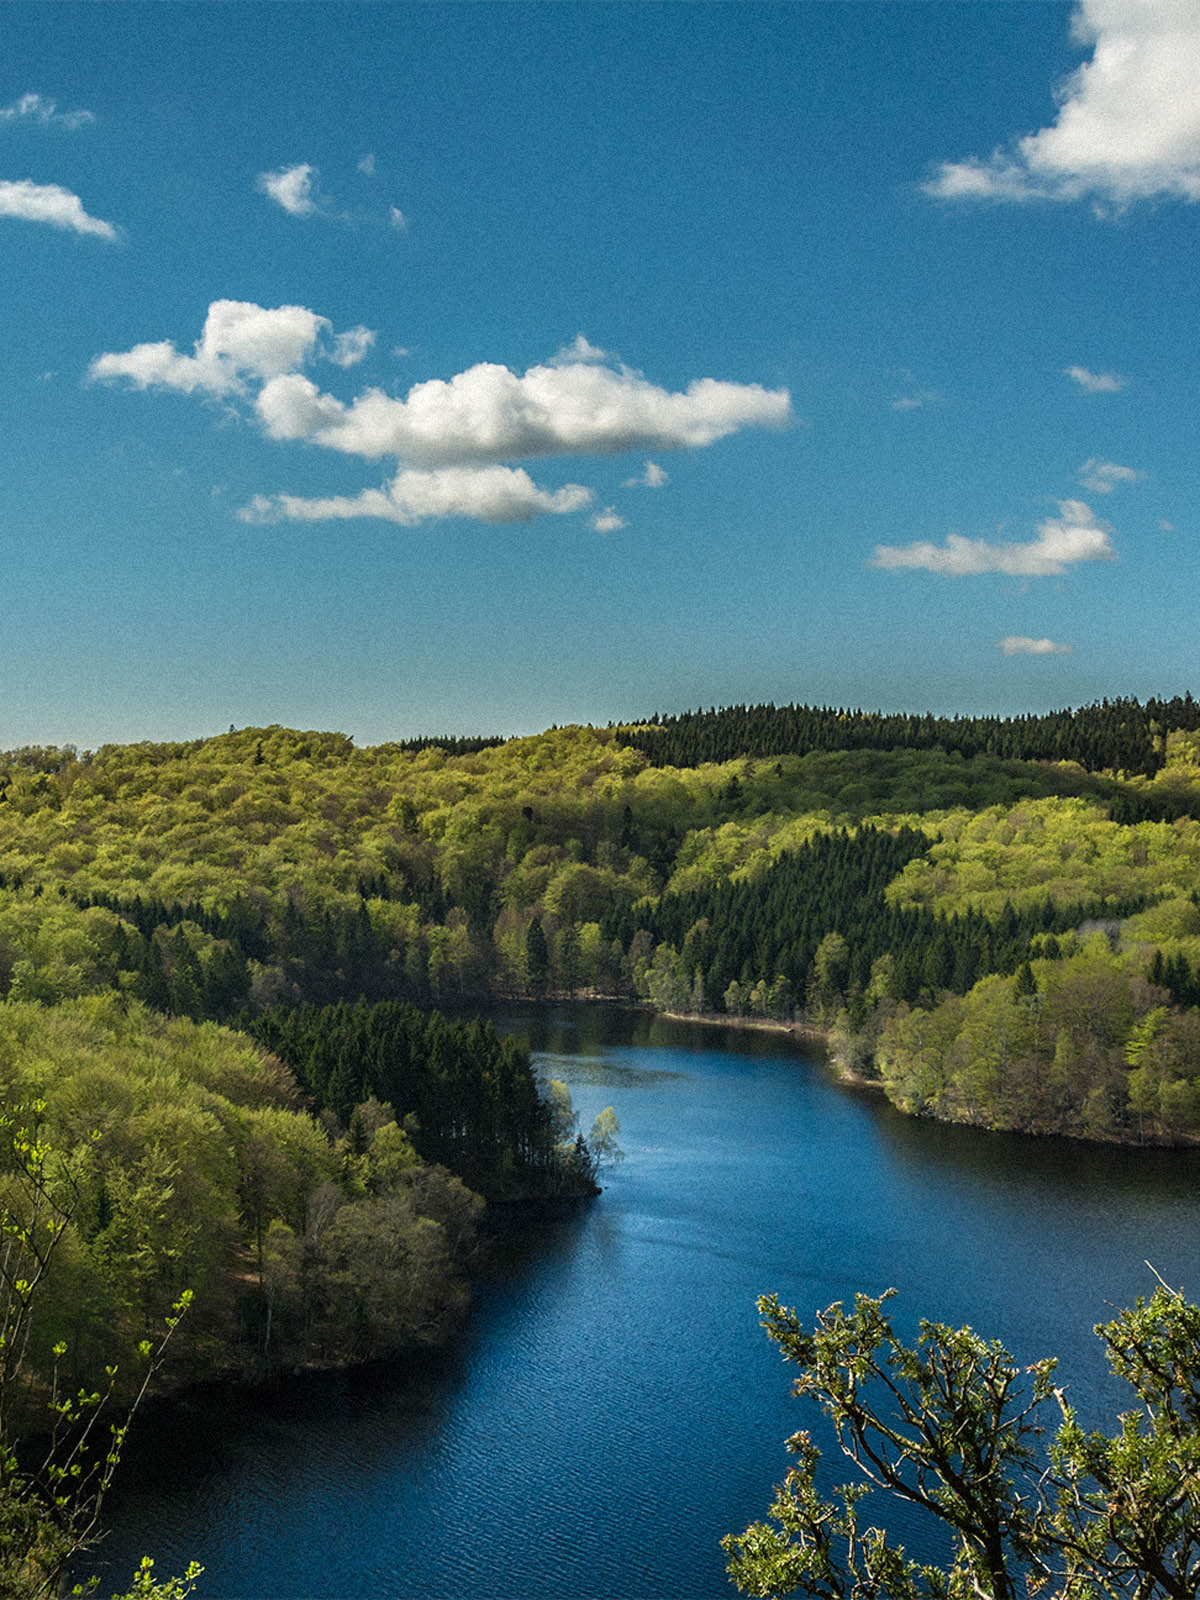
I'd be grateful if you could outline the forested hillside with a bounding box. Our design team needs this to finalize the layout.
[0,697,1198,1188]
[4,690,1200,1585]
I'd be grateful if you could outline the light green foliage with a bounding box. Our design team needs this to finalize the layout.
[0,998,482,1396]
[887,798,1200,921]
[587,1107,623,1168]
[724,1281,1200,1599]
[104,1556,204,1599]
[0,1104,198,1600]
[873,938,1172,1138]
[545,1080,577,1141]
[808,933,850,1023]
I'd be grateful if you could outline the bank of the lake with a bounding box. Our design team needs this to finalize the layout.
[89,1005,1200,1600]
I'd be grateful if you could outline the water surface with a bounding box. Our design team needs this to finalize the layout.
[93,1007,1200,1599]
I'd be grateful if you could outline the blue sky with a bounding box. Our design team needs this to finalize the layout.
[2,1,1198,748]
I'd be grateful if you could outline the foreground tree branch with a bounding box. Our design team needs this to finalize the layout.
[723,1281,1200,1600]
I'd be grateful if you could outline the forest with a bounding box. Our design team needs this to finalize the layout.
[1,699,1199,1152]
[3,694,1200,1586]
[0,704,1199,1340]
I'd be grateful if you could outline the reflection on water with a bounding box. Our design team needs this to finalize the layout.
[91,1005,1200,1600]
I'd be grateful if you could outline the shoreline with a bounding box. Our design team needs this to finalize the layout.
[659,1007,830,1049]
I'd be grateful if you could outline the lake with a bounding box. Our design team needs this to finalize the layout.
[91,1006,1200,1599]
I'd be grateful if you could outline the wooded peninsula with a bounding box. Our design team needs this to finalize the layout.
[2,694,1199,1525]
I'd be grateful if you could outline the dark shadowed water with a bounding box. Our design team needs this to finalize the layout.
[91,1007,1200,1599]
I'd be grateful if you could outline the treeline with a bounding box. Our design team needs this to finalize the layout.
[617,694,1200,779]
[249,1001,583,1198]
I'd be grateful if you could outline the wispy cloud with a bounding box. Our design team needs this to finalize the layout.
[871,499,1115,577]
[357,153,376,176]
[1078,457,1142,493]
[93,300,791,528]
[925,0,1200,209]
[330,326,375,369]
[998,636,1074,657]
[590,507,626,533]
[622,461,668,488]
[0,178,117,239]
[256,163,320,217]
[1064,364,1127,393]
[388,205,407,230]
[0,92,95,130]
[552,334,610,367]
[890,388,942,412]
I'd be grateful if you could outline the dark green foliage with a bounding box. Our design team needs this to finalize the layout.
[619,693,1200,780]
[249,1000,568,1198]
[604,826,1139,1016]
[525,916,550,996]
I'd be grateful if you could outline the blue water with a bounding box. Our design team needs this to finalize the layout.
[91,1008,1200,1599]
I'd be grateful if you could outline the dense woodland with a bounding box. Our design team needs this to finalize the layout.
[2,697,1200,1445]
[618,694,1200,781]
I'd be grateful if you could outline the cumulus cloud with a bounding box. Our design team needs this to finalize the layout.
[926,0,1200,208]
[871,499,1116,577]
[623,460,668,488]
[239,466,593,527]
[999,636,1074,656]
[0,92,95,130]
[590,507,627,533]
[1065,364,1127,393]
[90,300,337,395]
[256,163,319,217]
[0,178,117,239]
[252,357,791,464]
[95,299,791,527]
[1078,457,1142,492]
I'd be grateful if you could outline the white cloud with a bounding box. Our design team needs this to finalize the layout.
[389,205,407,229]
[357,153,376,176]
[330,326,375,369]
[0,178,117,240]
[622,460,668,488]
[999,636,1074,656]
[1064,364,1127,393]
[590,507,626,533]
[90,300,335,395]
[925,0,1200,208]
[252,356,791,464]
[239,466,593,527]
[256,163,319,217]
[0,92,95,130]
[552,334,611,367]
[1078,457,1142,493]
[95,300,790,527]
[871,499,1116,577]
